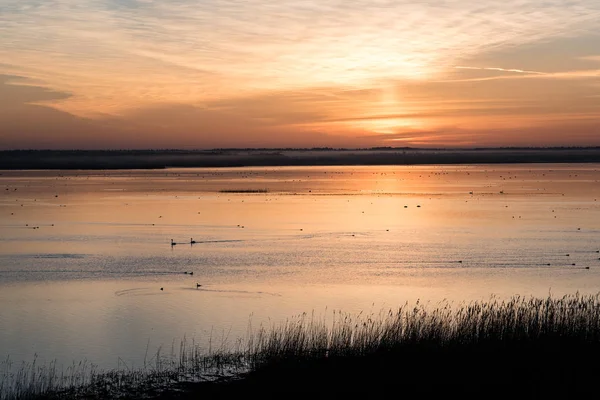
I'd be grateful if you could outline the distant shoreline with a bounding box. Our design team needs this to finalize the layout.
[2,147,600,169]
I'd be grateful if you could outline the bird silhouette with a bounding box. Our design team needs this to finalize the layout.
[190,238,196,244]
[171,239,176,246]
[160,287,164,291]
[196,283,202,289]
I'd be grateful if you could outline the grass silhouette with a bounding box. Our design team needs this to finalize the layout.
[4,293,600,398]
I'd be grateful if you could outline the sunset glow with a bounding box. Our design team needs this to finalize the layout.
[2,0,600,148]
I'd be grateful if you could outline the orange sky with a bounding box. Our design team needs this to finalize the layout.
[1,0,599,149]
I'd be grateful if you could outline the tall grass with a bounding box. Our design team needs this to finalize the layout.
[0,337,247,400]
[246,293,600,369]
[4,293,600,398]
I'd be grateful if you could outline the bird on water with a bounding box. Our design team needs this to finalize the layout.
[171,239,176,246]
[190,238,196,244]
[196,283,202,288]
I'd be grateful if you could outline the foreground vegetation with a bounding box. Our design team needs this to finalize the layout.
[4,293,600,399]
[0,339,246,400]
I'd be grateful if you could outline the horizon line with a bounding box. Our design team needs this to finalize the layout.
[3,146,600,152]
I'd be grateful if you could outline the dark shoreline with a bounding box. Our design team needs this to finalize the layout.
[22,293,600,399]
[2,147,600,169]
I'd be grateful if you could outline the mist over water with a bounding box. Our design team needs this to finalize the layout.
[1,164,600,369]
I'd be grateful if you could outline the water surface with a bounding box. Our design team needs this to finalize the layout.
[1,165,600,369]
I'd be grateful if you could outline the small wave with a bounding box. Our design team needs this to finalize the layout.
[193,240,243,244]
[114,288,150,296]
[184,287,281,297]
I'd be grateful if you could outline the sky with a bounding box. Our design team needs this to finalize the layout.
[1,0,600,149]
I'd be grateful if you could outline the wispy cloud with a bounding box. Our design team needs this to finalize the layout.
[581,55,600,63]
[2,0,600,116]
[442,66,600,83]
[454,66,547,75]
[1,0,600,148]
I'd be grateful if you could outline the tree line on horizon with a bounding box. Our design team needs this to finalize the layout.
[2,146,600,153]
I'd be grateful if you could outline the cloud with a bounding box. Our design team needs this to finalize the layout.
[2,0,600,116]
[581,55,600,63]
[0,76,375,149]
[440,65,600,83]
[0,74,72,108]
[365,120,600,148]
[2,63,599,150]
[0,75,134,149]
[454,66,546,75]
[2,1,600,148]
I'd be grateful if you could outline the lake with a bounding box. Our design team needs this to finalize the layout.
[1,164,600,371]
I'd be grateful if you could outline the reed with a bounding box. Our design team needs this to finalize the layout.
[242,293,600,396]
[4,293,600,399]
[0,337,247,400]
[247,293,600,364]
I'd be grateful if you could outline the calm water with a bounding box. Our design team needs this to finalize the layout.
[1,164,600,370]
